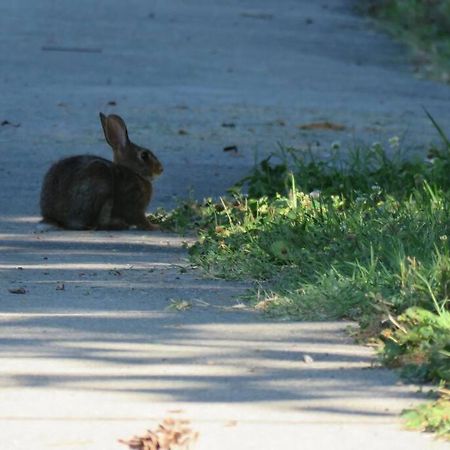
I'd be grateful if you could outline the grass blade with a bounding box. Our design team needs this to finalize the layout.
[423,107,450,149]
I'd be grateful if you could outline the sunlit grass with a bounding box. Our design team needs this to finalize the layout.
[154,120,450,436]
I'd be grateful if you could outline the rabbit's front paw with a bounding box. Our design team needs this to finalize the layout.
[136,217,160,231]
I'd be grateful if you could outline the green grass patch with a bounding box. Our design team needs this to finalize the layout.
[403,391,450,437]
[361,0,450,82]
[153,119,450,437]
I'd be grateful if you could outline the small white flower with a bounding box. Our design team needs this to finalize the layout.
[388,136,400,149]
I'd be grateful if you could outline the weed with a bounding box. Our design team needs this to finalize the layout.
[167,299,192,312]
[361,0,450,82]
[382,307,450,383]
[154,113,450,437]
[402,392,450,438]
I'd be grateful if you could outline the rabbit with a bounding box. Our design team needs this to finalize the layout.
[40,113,163,230]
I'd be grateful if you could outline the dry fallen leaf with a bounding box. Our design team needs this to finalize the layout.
[1,120,21,128]
[298,121,346,131]
[223,145,238,153]
[224,420,238,427]
[8,287,27,294]
[41,45,102,53]
[119,417,199,450]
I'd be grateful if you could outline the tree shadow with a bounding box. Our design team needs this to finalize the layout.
[0,222,426,420]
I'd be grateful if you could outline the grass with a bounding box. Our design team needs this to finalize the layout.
[152,118,450,438]
[361,0,450,82]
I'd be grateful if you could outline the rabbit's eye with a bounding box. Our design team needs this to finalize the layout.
[141,152,150,161]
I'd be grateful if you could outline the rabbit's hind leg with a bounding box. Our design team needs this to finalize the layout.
[96,199,129,230]
[65,161,114,230]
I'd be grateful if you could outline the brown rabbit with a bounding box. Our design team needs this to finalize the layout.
[40,113,163,230]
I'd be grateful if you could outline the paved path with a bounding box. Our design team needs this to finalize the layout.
[1,1,449,449]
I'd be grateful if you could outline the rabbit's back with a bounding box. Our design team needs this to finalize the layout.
[40,155,114,229]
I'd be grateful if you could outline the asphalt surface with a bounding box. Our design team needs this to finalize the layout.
[1,1,449,449]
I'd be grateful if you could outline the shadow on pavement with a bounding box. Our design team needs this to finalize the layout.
[0,221,424,420]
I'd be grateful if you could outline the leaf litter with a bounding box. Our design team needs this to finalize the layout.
[298,121,346,131]
[119,417,199,450]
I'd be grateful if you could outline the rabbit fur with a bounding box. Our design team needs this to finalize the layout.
[40,113,163,230]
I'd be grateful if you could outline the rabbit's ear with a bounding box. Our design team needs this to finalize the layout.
[99,113,129,151]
